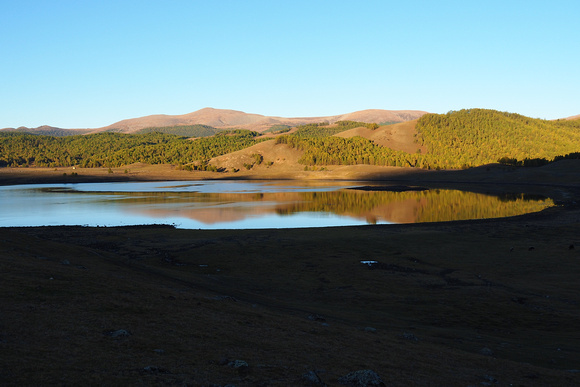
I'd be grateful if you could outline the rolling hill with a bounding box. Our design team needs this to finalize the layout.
[3,109,580,173]
[334,120,425,154]
[270,109,580,170]
[100,108,428,133]
[1,108,428,135]
[0,126,94,137]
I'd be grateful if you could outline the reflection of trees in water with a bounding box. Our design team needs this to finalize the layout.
[496,193,548,202]
[64,188,553,224]
[272,190,553,223]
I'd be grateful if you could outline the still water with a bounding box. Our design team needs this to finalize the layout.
[0,180,553,229]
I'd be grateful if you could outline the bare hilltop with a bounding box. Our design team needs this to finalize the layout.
[99,108,429,133]
[1,108,428,134]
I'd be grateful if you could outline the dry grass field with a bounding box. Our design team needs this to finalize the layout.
[333,120,427,154]
[1,164,580,386]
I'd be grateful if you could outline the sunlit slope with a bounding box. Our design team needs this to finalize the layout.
[135,124,220,137]
[0,131,264,168]
[3,109,580,172]
[276,110,580,170]
[416,109,580,167]
[334,120,425,153]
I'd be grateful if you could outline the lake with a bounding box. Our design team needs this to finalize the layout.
[0,180,554,229]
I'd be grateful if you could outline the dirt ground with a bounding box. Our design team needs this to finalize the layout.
[1,165,580,386]
[2,157,580,188]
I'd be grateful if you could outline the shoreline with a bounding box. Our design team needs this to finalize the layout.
[2,164,580,385]
[2,163,580,204]
[2,201,580,385]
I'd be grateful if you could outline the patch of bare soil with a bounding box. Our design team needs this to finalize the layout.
[334,120,427,154]
[211,140,302,174]
[3,159,580,197]
[0,164,224,185]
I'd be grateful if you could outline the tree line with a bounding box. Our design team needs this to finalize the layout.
[275,189,552,223]
[0,130,262,168]
[276,109,580,170]
[275,135,429,168]
[3,109,580,171]
[135,124,220,137]
[416,109,580,168]
[293,121,379,138]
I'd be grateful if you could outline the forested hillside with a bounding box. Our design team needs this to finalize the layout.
[2,109,580,171]
[416,109,580,167]
[134,124,220,137]
[0,130,262,168]
[293,121,379,138]
[276,135,424,167]
[277,109,580,169]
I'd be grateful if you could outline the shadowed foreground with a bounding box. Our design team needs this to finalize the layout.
[1,204,580,386]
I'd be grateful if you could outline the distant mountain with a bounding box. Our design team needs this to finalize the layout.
[0,126,94,136]
[3,109,580,171]
[1,108,428,136]
[564,114,580,120]
[99,108,264,133]
[100,108,428,133]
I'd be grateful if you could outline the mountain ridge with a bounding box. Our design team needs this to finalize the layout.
[0,125,94,136]
[4,108,579,136]
[1,108,429,134]
[100,107,430,133]
[2,109,580,171]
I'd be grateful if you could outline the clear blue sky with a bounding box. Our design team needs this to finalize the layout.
[1,0,579,129]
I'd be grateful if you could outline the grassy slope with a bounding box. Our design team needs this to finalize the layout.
[334,120,425,153]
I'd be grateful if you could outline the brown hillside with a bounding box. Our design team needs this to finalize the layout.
[239,109,428,132]
[179,108,266,127]
[99,108,428,133]
[334,119,426,154]
[337,109,427,123]
[101,108,267,132]
[208,138,433,180]
[3,108,428,134]
[210,140,304,174]
[565,114,580,120]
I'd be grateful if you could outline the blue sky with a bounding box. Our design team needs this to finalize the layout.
[1,0,578,129]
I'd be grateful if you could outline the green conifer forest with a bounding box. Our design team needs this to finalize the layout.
[1,110,579,170]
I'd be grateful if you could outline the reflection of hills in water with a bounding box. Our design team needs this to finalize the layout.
[91,189,553,225]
